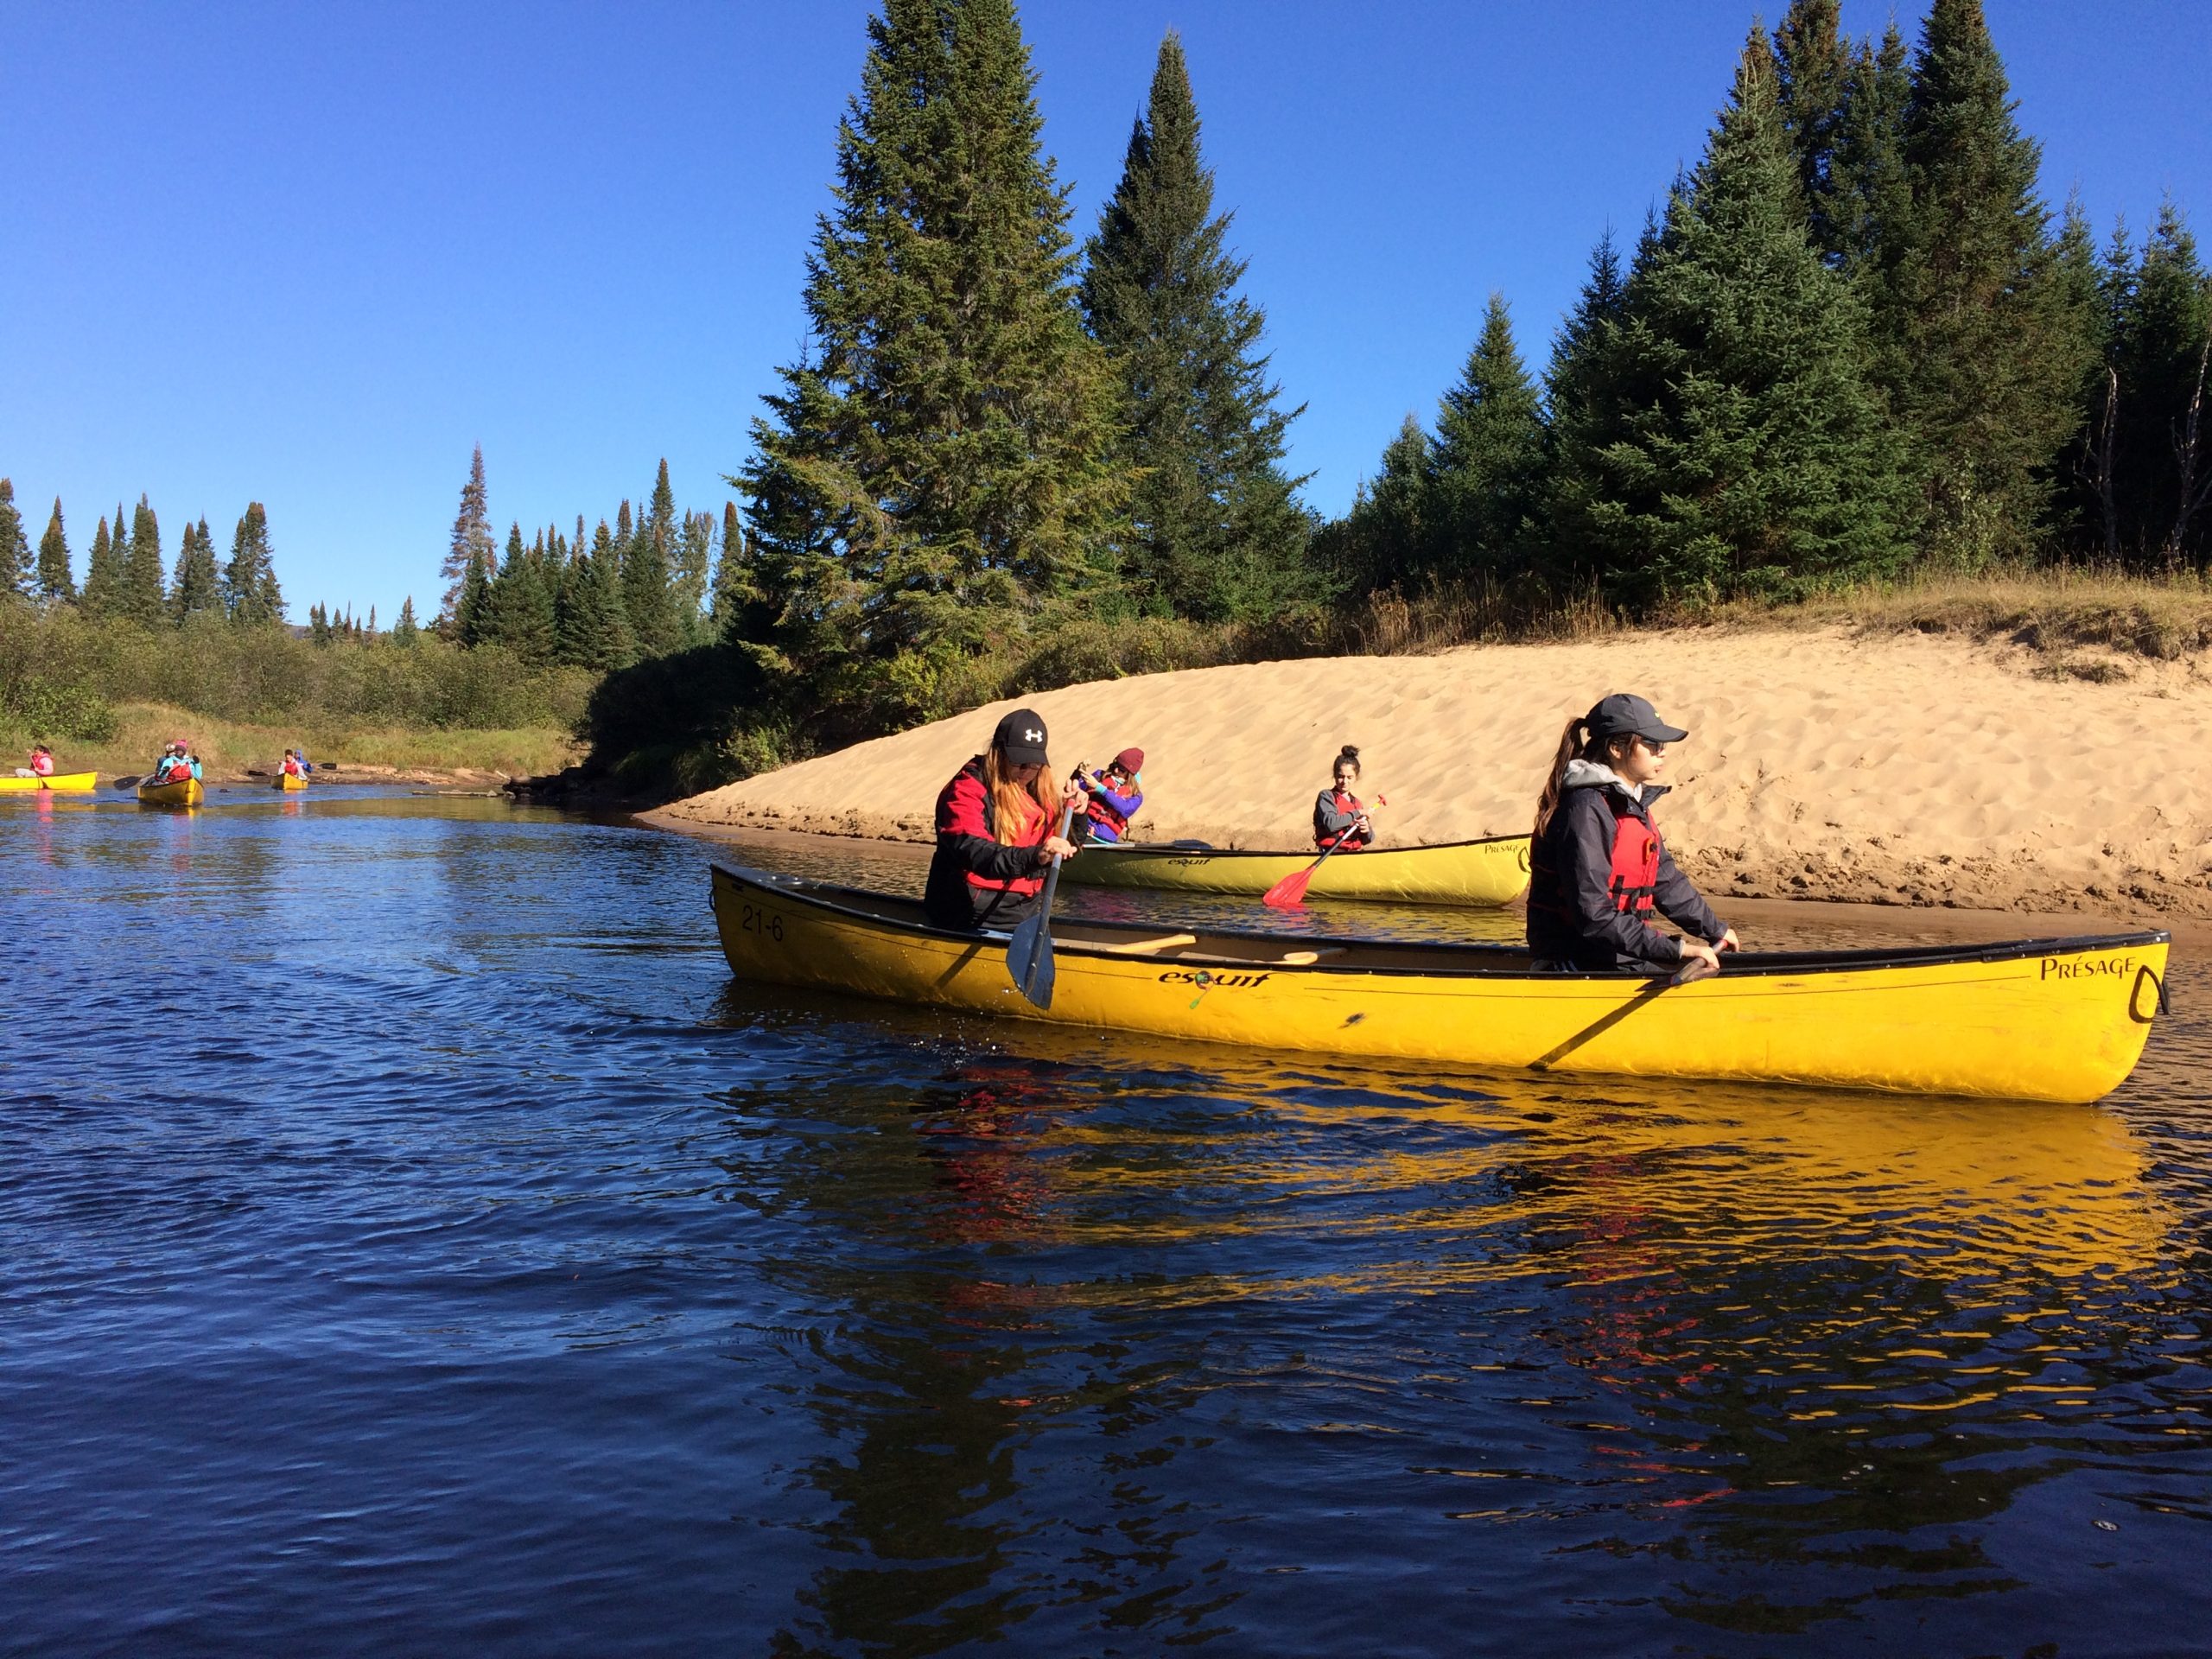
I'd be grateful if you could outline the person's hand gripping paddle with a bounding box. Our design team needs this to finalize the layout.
[1006,792,1079,1009]
[1262,795,1387,910]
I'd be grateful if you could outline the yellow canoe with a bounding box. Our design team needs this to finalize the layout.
[0,772,98,793]
[709,861,2167,1103]
[137,777,205,807]
[276,773,308,791]
[1060,833,1532,906]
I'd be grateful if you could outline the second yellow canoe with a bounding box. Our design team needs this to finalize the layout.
[276,773,308,791]
[1060,833,1531,906]
[0,771,98,793]
[137,777,205,807]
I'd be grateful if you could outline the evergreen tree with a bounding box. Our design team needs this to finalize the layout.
[1316,414,1433,594]
[1541,230,1630,527]
[622,513,679,658]
[442,445,495,620]
[391,595,420,645]
[1772,0,1850,259]
[484,522,556,660]
[711,500,780,647]
[170,516,223,622]
[0,480,26,599]
[36,499,76,603]
[2114,202,2212,567]
[1078,29,1309,620]
[1563,29,1912,604]
[1882,0,2078,561]
[1832,22,1910,273]
[673,509,715,640]
[224,502,285,625]
[2050,196,2120,561]
[121,496,166,625]
[1427,294,1548,578]
[741,0,1124,723]
[453,543,493,647]
[553,521,633,670]
[82,514,121,617]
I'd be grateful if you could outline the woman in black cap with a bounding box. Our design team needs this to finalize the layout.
[924,707,1084,932]
[1527,693,1738,976]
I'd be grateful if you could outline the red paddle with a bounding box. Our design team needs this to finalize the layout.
[1262,795,1386,910]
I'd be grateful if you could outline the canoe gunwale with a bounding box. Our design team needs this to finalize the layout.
[709,861,2169,984]
[1080,831,1527,863]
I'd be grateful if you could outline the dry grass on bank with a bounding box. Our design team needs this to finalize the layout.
[4,702,581,779]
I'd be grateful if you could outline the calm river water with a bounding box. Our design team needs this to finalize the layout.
[3,791,2209,1656]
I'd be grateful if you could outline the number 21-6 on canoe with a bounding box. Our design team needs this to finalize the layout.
[709,863,2167,1104]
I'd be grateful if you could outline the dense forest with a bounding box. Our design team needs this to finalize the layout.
[6,0,2206,787]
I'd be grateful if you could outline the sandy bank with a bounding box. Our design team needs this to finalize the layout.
[657,626,2212,919]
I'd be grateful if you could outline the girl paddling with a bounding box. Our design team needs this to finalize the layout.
[1073,747,1145,844]
[1313,745,1374,852]
[1527,694,1737,976]
[924,708,1084,932]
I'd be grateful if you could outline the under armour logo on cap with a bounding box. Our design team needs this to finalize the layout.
[1024,728,1041,742]
[991,707,1052,765]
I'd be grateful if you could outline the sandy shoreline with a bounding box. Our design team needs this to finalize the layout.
[658,626,2212,920]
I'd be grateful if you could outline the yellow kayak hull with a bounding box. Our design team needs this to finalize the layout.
[137,778,205,807]
[709,862,2166,1103]
[276,773,308,791]
[0,772,98,793]
[1059,834,1531,906]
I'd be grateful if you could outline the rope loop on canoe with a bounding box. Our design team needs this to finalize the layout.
[2129,963,2170,1025]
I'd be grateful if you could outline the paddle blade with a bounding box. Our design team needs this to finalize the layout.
[1261,868,1313,910]
[1005,912,1056,1008]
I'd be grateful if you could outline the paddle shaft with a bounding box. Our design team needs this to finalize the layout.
[1006,797,1078,1007]
[1262,792,1386,908]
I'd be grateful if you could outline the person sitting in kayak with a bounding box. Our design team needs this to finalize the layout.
[16,744,55,780]
[1313,745,1373,851]
[151,741,189,783]
[1072,747,1144,844]
[924,707,1083,932]
[281,748,306,779]
[1527,693,1737,976]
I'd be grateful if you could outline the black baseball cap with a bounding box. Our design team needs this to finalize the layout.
[992,708,1050,766]
[1585,693,1688,744]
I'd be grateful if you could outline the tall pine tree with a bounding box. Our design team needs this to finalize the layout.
[0,480,26,599]
[1772,0,1850,260]
[1560,29,1912,604]
[82,514,121,617]
[442,445,495,620]
[36,499,76,603]
[485,523,556,660]
[741,0,1124,725]
[623,469,681,657]
[121,496,167,625]
[223,503,285,625]
[170,517,223,622]
[1079,30,1309,621]
[2113,202,2212,567]
[1316,414,1433,594]
[391,595,420,645]
[1427,294,1548,579]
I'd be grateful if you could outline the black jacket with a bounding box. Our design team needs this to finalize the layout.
[1526,768,1725,970]
[923,757,1053,931]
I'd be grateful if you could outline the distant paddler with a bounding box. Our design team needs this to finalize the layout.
[1528,693,1737,979]
[923,708,1084,933]
[150,739,203,785]
[1071,747,1144,845]
[14,743,55,780]
[1313,744,1374,851]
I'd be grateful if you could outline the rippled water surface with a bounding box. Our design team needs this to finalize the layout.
[4,790,2210,1656]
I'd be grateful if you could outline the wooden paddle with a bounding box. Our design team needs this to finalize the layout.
[1262,793,1387,909]
[1005,799,1077,1009]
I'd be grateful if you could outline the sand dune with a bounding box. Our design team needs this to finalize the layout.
[657,626,2212,918]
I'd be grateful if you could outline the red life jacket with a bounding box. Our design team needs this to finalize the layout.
[1083,779,1132,837]
[30,755,53,776]
[1316,789,1369,850]
[937,759,1047,898]
[283,758,302,776]
[1604,794,1661,915]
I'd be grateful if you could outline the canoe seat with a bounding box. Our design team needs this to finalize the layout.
[1084,932,1199,956]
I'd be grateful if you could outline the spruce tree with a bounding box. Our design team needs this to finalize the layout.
[442,445,495,620]
[1079,29,1308,620]
[1567,29,1912,604]
[224,503,285,625]
[0,480,26,599]
[454,543,493,647]
[36,499,76,603]
[673,509,715,640]
[553,521,633,670]
[170,517,223,622]
[741,0,1124,721]
[1427,294,1547,579]
[1832,23,1910,274]
[122,496,167,626]
[391,595,420,645]
[623,482,680,657]
[1317,414,1433,594]
[1881,0,2077,561]
[484,523,556,660]
[310,603,332,645]
[712,500,780,647]
[1772,0,1850,260]
[2114,202,2212,567]
[2050,196,2120,561]
[82,514,120,617]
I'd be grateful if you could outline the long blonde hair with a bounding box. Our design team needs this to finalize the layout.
[982,747,1060,845]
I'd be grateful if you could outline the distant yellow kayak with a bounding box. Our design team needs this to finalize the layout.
[709,861,2167,1103]
[137,777,205,807]
[276,773,308,791]
[1060,833,1531,907]
[0,771,97,793]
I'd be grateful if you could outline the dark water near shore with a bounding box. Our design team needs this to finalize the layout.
[4,789,2210,1656]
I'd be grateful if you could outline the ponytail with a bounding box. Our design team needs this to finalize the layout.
[1532,716,1588,837]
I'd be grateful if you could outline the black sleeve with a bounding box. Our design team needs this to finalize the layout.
[942,833,1047,881]
[1652,838,1725,943]
[1561,792,1683,965]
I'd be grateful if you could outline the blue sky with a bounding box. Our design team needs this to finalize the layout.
[3,1,2207,620]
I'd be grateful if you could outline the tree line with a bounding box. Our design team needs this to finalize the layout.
[0,482,284,626]
[1321,0,2212,605]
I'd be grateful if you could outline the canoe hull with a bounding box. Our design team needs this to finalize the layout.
[276,774,308,791]
[137,778,205,807]
[709,862,2164,1104]
[1059,834,1530,906]
[0,772,97,793]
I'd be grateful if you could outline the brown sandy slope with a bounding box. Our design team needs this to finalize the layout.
[654,626,2212,918]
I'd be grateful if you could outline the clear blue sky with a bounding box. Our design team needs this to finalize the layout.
[4,1,2206,620]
